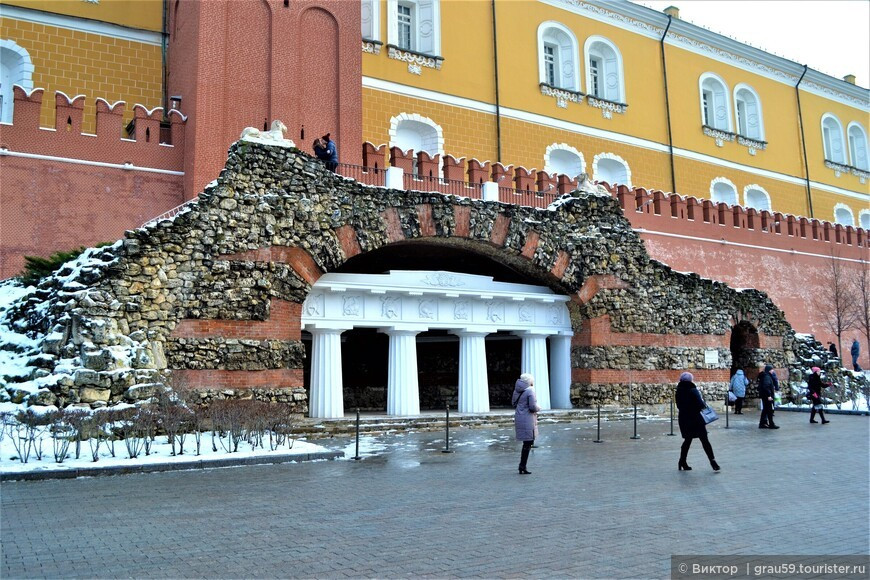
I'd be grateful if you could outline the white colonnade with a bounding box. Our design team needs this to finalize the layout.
[303,271,573,418]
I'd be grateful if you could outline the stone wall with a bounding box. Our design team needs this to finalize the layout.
[1,140,796,412]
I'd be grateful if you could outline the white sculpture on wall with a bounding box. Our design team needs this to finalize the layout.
[240,120,295,147]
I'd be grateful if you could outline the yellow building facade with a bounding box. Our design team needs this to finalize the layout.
[360,0,869,227]
[1,0,163,133]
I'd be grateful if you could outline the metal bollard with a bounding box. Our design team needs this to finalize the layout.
[630,404,640,439]
[594,404,603,443]
[725,394,730,429]
[442,403,454,453]
[668,393,675,436]
[353,408,361,460]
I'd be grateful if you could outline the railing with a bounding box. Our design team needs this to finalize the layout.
[336,163,385,187]
[140,198,198,228]
[499,187,559,209]
[402,173,483,199]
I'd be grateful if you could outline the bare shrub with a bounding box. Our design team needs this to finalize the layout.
[209,399,246,453]
[65,409,91,460]
[115,408,144,459]
[47,409,74,463]
[265,404,295,451]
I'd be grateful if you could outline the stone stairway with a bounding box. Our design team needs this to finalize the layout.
[290,406,659,438]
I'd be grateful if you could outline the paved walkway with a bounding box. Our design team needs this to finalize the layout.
[2,410,868,579]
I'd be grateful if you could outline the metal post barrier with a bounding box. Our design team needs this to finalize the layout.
[668,392,675,436]
[442,404,454,453]
[353,408,361,460]
[594,404,603,443]
[725,393,730,429]
[631,404,640,439]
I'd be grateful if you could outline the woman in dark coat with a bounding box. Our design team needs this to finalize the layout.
[512,373,540,475]
[675,372,719,472]
[807,366,830,424]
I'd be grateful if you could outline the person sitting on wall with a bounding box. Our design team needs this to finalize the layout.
[828,342,838,358]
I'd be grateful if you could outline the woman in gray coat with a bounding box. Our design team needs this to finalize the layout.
[512,373,540,475]
[729,369,749,414]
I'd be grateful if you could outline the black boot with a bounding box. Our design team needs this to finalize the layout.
[810,409,818,423]
[518,442,532,474]
[678,439,692,470]
[819,409,830,424]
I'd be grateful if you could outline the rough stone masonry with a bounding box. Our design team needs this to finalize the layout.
[1,140,801,411]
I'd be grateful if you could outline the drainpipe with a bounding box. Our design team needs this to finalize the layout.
[795,65,814,218]
[491,0,502,163]
[161,0,169,115]
[660,15,676,194]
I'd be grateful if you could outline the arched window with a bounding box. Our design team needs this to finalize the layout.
[544,143,585,178]
[710,177,738,206]
[537,22,579,91]
[834,203,854,226]
[592,153,631,187]
[584,36,624,103]
[0,40,34,124]
[389,113,444,173]
[847,122,868,170]
[859,209,870,230]
[733,84,764,140]
[387,0,440,55]
[743,185,771,212]
[699,73,731,132]
[821,114,846,164]
[361,0,381,41]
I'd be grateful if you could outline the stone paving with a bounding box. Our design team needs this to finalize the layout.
[1,409,868,579]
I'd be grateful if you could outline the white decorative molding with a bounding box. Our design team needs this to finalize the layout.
[362,40,382,55]
[743,185,772,212]
[833,203,855,226]
[422,272,464,287]
[587,96,626,118]
[703,125,736,147]
[737,135,767,151]
[387,45,442,70]
[710,177,738,205]
[825,159,851,175]
[544,142,586,177]
[388,112,445,159]
[592,152,632,188]
[302,271,572,335]
[540,83,584,109]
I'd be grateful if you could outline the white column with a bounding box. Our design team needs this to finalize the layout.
[385,166,404,190]
[482,181,499,202]
[384,330,421,416]
[549,334,573,409]
[454,331,490,413]
[309,328,345,419]
[520,333,551,410]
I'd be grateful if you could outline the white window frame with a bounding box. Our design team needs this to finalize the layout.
[733,83,764,141]
[389,112,445,159]
[710,177,738,206]
[592,152,632,187]
[387,0,441,56]
[0,39,35,124]
[698,73,732,132]
[846,122,869,170]
[361,0,381,42]
[858,209,870,230]
[536,21,579,92]
[833,203,855,227]
[821,113,846,164]
[583,36,625,103]
[543,143,586,178]
[742,184,771,212]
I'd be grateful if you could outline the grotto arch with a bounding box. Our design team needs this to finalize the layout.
[0,140,796,418]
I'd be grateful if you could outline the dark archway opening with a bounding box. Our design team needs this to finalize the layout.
[730,321,760,377]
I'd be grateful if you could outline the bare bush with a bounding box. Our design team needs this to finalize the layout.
[65,409,91,460]
[47,409,74,463]
[265,404,295,451]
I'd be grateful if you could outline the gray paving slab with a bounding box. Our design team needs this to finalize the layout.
[1,410,868,579]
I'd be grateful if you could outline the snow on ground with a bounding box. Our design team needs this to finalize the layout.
[0,421,338,476]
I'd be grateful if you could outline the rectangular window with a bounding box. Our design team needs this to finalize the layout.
[589,57,600,97]
[544,44,556,86]
[736,99,747,136]
[702,90,713,126]
[398,4,413,51]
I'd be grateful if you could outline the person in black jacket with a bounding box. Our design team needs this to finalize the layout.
[675,372,720,472]
[807,366,830,424]
[758,365,779,429]
[757,364,779,429]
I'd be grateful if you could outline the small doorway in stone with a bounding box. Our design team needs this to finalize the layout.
[730,320,760,378]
